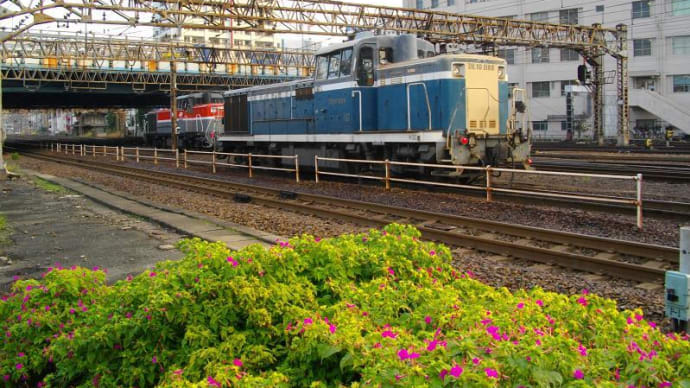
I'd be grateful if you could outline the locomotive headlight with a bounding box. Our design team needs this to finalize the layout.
[497,66,506,80]
[452,63,465,78]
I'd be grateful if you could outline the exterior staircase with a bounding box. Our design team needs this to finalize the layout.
[629,89,690,135]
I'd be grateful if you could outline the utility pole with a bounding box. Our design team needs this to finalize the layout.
[0,56,5,175]
[170,60,178,150]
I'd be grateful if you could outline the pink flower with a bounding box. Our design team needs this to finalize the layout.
[659,382,672,388]
[387,267,395,276]
[149,272,156,277]
[407,351,420,359]
[573,369,584,379]
[424,316,432,325]
[173,369,183,376]
[207,376,221,387]
[382,330,397,339]
[397,348,409,360]
[69,308,76,314]
[346,303,356,309]
[18,352,25,357]
[578,344,588,356]
[577,296,588,307]
[429,250,436,256]
[15,363,23,370]
[649,321,657,329]
[126,275,133,282]
[449,365,463,378]
[485,368,498,378]
[536,300,544,307]
[426,340,438,351]
[45,305,50,312]
[472,357,481,365]
[439,369,448,380]
[582,289,589,295]
[329,324,337,334]
[152,356,157,364]
[227,257,238,267]
[517,302,524,309]
[303,318,313,325]
[233,358,243,367]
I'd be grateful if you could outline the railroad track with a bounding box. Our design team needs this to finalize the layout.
[21,151,679,284]
[531,159,690,182]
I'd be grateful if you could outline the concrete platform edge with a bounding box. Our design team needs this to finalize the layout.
[22,169,282,249]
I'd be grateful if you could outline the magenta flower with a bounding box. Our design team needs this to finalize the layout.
[381,330,397,339]
[303,318,313,325]
[233,358,243,367]
[387,267,395,276]
[439,369,448,380]
[577,296,588,307]
[173,369,183,376]
[659,382,672,388]
[427,340,438,351]
[649,321,657,329]
[149,272,156,277]
[407,351,420,359]
[449,364,463,378]
[329,324,337,334]
[397,348,409,360]
[69,308,76,314]
[472,357,481,365]
[582,289,590,295]
[517,302,525,309]
[578,344,588,356]
[424,316,432,325]
[573,369,584,379]
[227,257,238,267]
[152,356,157,364]
[207,376,221,387]
[18,352,24,357]
[485,368,498,378]
[45,305,50,312]
[536,300,544,307]
[15,363,23,370]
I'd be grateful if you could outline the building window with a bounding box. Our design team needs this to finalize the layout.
[560,48,579,61]
[672,0,690,16]
[672,36,690,55]
[497,49,515,65]
[559,9,578,25]
[531,81,551,98]
[633,39,652,56]
[561,80,578,96]
[530,11,549,22]
[561,121,568,131]
[596,5,605,12]
[632,1,651,19]
[447,0,455,4]
[531,47,550,63]
[416,0,423,9]
[674,75,690,92]
[533,121,548,131]
[431,0,439,7]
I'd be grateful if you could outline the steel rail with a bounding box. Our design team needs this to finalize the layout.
[21,151,673,283]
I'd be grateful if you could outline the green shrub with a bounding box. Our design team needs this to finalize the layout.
[0,224,688,387]
[10,153,19,161]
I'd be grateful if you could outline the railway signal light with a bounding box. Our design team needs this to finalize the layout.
[460,137,469,145]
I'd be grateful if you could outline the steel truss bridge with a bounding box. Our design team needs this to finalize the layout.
[0,0,630,144]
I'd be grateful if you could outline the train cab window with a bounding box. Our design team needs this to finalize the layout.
[340,48,353,77]
[316,55,328,80]
[327,51,341,79]
[357,46,375,87]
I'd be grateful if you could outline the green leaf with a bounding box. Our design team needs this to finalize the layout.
[317,344,341,360]
[532,368,563,387]
[339,352,353,372]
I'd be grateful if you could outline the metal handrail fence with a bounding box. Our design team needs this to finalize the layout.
[314,156,644,229]
[184,150,300,182]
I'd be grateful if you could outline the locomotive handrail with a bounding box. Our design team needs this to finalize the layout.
[314,155,644,230]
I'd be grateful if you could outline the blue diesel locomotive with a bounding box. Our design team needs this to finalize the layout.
[219,33,531,172]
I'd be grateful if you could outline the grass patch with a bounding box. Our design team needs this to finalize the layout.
[31,176,72,194]
[0,214,11,246]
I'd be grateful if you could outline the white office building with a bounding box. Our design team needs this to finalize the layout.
[404,0,690,140]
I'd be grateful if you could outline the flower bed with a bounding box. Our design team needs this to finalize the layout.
[1,224,689,387]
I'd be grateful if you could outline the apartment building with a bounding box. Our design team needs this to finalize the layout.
[404,0,690,140]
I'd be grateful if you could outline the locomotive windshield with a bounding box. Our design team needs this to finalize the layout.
[315,47,354,80]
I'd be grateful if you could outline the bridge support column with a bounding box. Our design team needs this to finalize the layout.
[170,61,178,151]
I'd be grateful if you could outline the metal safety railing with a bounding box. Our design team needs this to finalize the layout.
[184,150,300,182]
[314,156,645,229]
[50,143,299,182]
